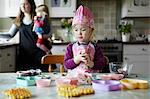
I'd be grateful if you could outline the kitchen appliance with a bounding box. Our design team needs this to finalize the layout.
[97,41,123,73]
[98,41,123,62]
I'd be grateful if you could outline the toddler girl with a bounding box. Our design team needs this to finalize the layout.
[64,5,105,84]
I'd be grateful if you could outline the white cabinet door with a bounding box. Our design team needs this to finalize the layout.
[0,46,16,72]
[5,0,44,17]
[123,54,150,75]
[46,0,76,17]
[123,44,150,75]
[131,62,149,75]
[121,0,150,18]
[5,0,20,17]
[0,51,2,71]
[0,1,6,18]
[123,45,149,55]
[51,45,67,55]
[34,0,44,7]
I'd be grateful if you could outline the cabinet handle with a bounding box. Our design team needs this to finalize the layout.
[128,10,133,12]
[9,64,13,67]
[142,48,147,51]
[0,54,1,57]
[124,57,128,60]
[7,53,10,56]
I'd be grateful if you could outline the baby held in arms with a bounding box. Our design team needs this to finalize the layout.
[33,5,50,54]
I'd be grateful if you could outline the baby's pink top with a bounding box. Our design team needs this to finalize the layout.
[34,16,44,27]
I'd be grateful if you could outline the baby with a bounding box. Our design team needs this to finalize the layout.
[33,5,50,54]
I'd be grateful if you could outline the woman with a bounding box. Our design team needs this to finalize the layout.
[1,0,52,71]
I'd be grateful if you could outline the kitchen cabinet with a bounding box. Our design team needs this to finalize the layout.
[121,0,150,18]
[45,0,76,17]
[51,44,67,55]
[123,44,150,75]
[5,0,44,17]
[0,45,17,72]
[0,1,6,18]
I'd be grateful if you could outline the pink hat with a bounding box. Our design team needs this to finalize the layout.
[72,5,94,28]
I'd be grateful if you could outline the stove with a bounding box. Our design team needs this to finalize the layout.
[97,40,123,62]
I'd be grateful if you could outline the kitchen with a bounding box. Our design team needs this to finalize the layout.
[0,0,150,99]
[0,0,149,74]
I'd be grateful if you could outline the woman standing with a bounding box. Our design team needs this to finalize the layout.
[1,0,52,71]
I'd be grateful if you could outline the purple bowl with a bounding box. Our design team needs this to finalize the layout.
[92,80,121,91]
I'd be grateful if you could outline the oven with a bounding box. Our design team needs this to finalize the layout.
[97,41,123,72]
[99,42,123,62]
[97,40,123,62]
[104,51,122,62]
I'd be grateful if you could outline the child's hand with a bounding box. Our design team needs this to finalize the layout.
[34,16,38,20]
[74,50,94,68]
[82,53,94,68]
[74,50,86,64]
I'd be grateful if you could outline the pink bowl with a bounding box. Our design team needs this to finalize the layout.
[36,79,51,87]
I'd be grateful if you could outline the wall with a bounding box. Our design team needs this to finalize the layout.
[0,0,149,41]
[0,18,13,32]
[50,0,121,41]
[78,0,119,40]
[132,18,150,36]
[0,0,119,41]
[50,0,150,41]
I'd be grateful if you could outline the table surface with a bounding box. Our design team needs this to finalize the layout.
[0,73,150,99]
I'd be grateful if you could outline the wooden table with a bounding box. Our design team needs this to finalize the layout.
[0,73,150,99]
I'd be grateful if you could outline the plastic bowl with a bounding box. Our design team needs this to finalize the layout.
[109,62,123,73]
[36,79,51,87]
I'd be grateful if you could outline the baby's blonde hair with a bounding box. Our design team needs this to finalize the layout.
[36,5,49,17]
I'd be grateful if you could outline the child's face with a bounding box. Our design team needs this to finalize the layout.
[36,11,42,16]
[72,24,93,43]
[36,6,47,17]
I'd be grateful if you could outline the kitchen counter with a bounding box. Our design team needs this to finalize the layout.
[0,31,19,48]
[123,41,150,45]
[52,42,69,45]
[0,43,18,48]
[52,40,150,45]
[0,73,150,99]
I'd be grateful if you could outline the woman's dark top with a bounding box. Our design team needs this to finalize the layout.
[17,22,51,71]
[0,18,53,71]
